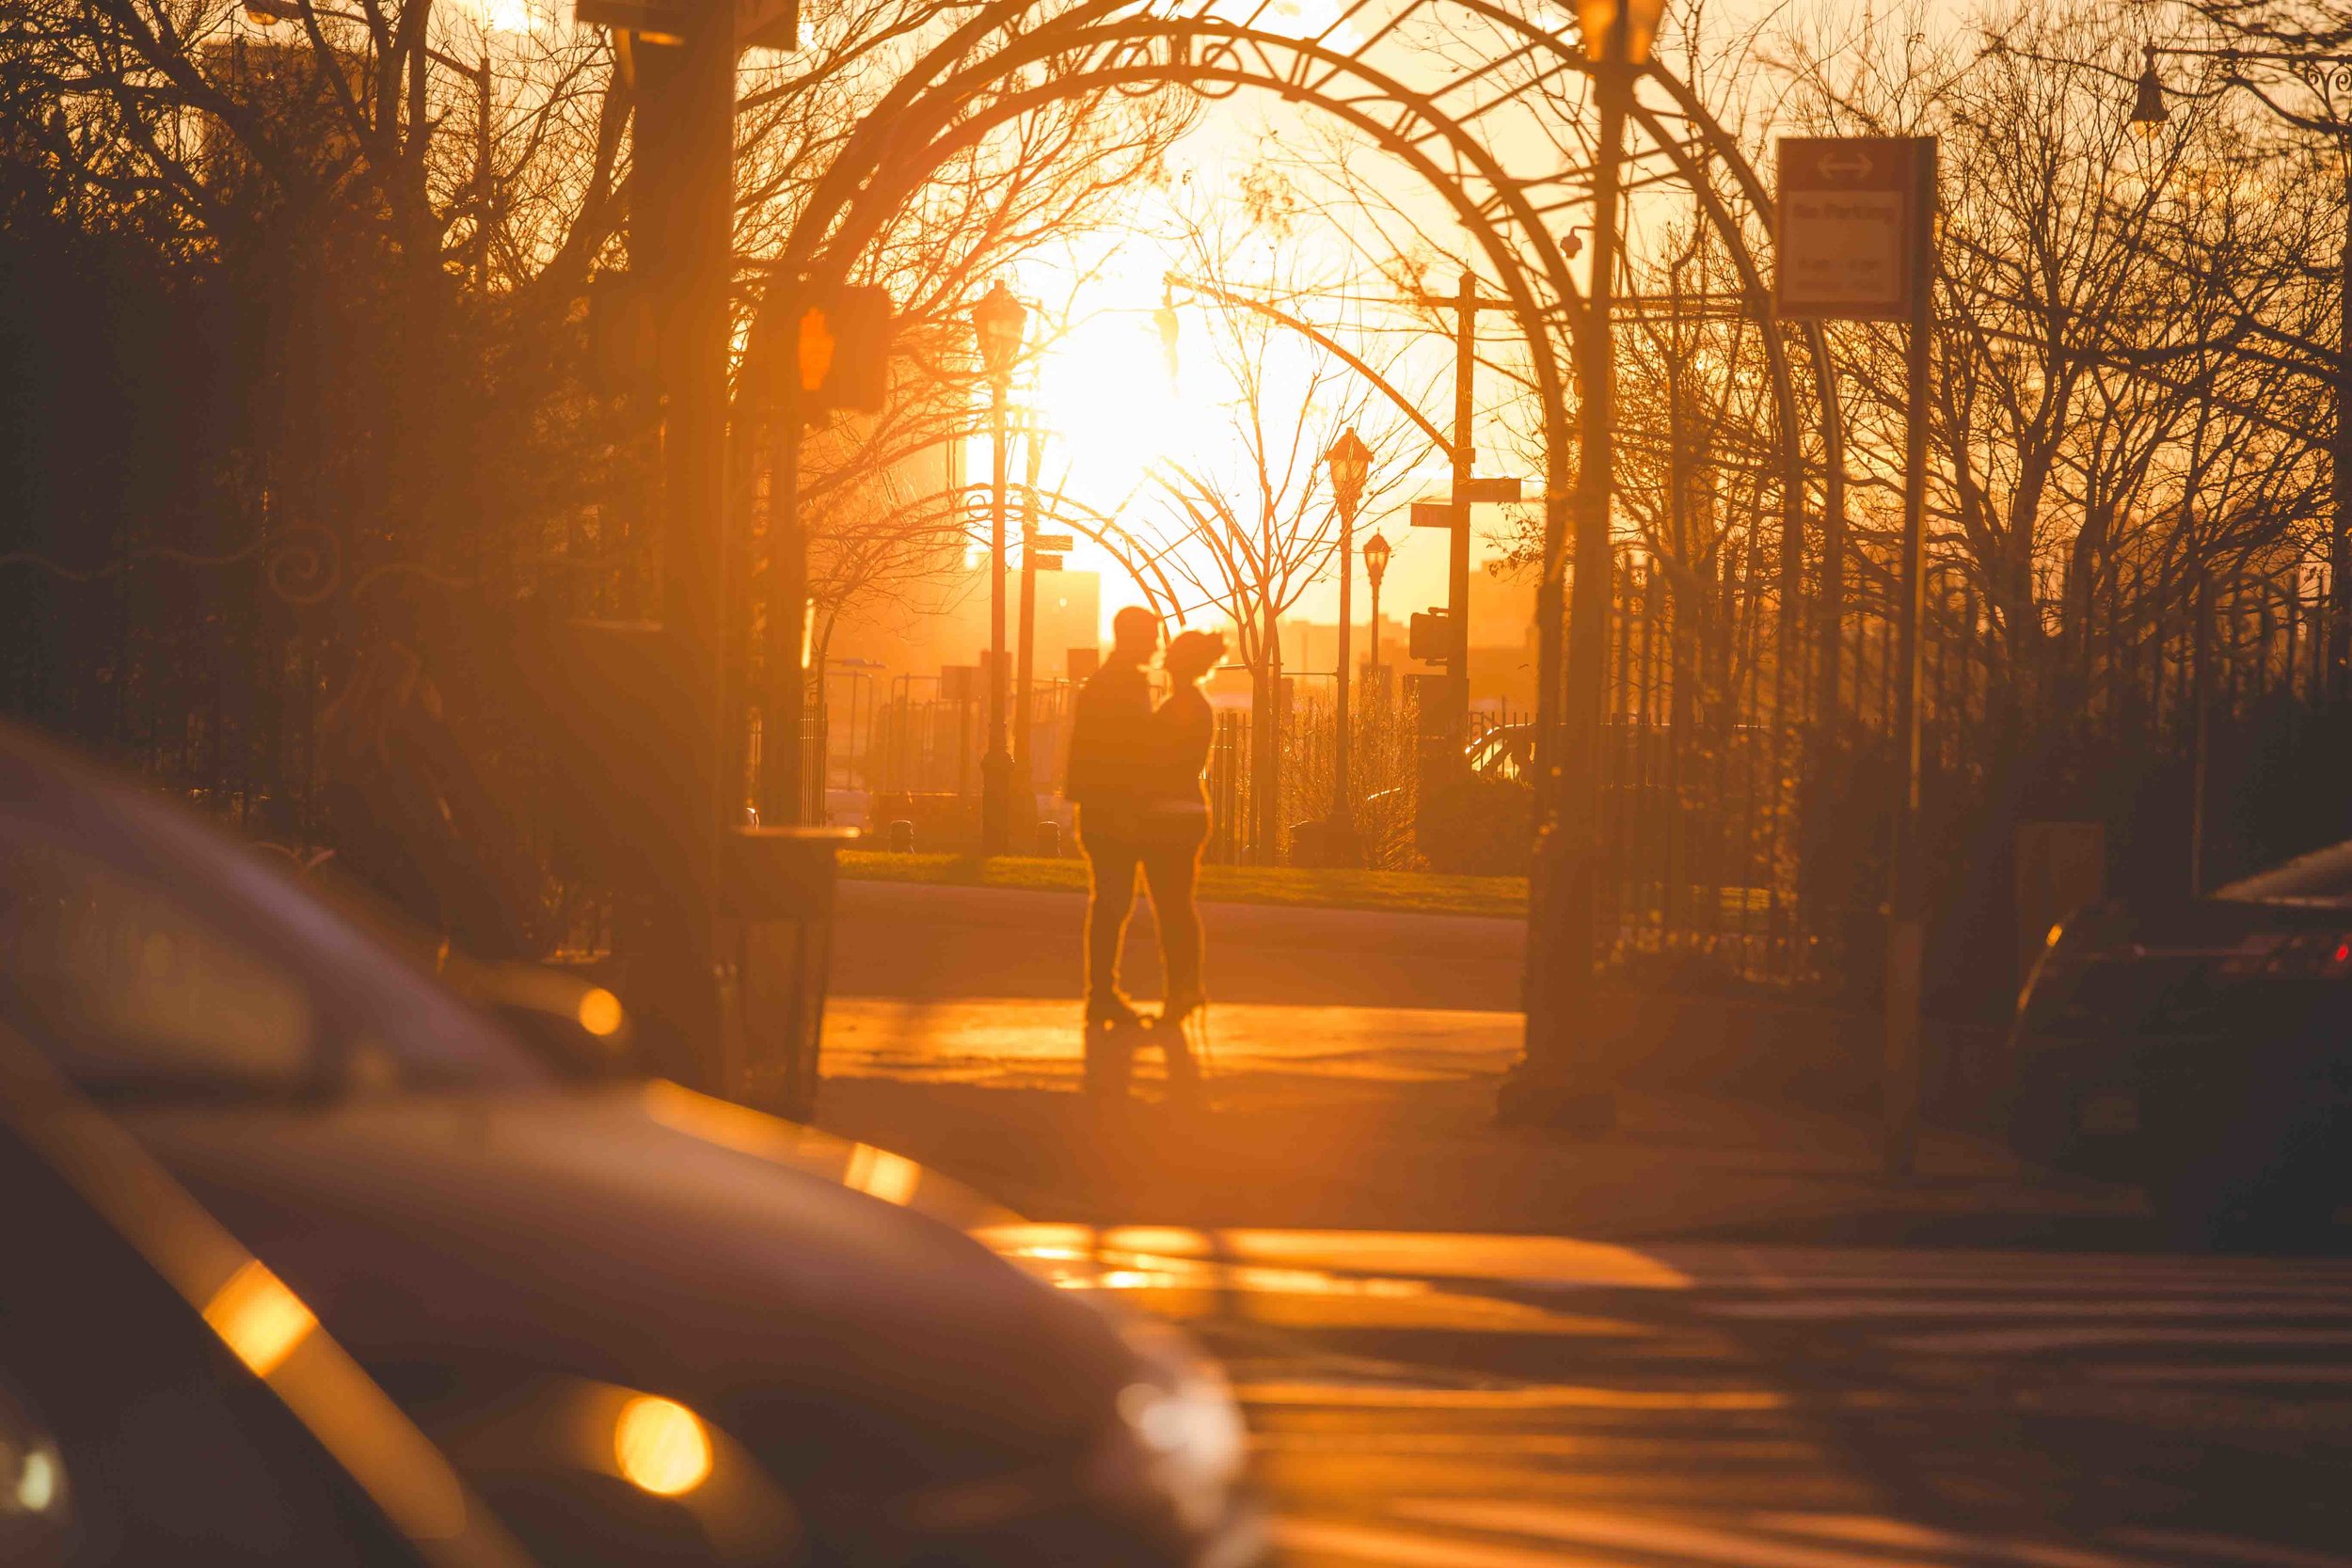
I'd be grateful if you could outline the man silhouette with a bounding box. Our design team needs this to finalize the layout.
[1065,606,1161,1026]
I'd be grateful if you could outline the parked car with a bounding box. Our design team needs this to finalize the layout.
[1465,723,1533,783]
[2010,840,2352,1246]
[0,721,1261,1567]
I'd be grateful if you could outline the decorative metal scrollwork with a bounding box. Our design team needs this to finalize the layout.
[263,525,343,605]
[0,522,345,607]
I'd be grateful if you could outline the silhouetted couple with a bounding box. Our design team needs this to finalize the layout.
[1064,606,1225,1032]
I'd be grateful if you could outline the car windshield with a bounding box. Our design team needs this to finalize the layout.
[0,751,545,1102]
[2213,840,2352,908]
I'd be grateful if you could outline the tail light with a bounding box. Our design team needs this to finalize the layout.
[2264,932,2352,978]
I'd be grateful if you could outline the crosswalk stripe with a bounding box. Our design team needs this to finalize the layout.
[1271,1516,1635,1568]
[2089,1361,2352,1385]
[1388,1500,2159,1568]
[1234,1381,1790,1411]
[1883,1325,2352,1354]
[1710,1296,2352,1321]
[2113,1528,2352,1568]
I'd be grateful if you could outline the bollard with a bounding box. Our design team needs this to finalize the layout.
[1035,820,1059,858]
[887,819,914,853]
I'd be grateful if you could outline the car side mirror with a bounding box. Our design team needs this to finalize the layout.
[448,961,636,1080]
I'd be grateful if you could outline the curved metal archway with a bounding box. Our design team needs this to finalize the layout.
[747,0,1844,1005]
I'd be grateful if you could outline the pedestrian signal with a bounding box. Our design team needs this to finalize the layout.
[1409,610,1455,663]
[788,285,891,417]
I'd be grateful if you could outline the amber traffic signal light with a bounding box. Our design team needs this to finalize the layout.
[788,285,891,418]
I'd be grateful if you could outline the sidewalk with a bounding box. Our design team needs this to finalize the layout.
[811,997,2150,1244]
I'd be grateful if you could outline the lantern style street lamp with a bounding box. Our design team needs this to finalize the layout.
[1326,427,1373,829]
[1327,422,1374,841]
[2130,47,2169,131]
[1574,0,1661,67]
[970,280,1026,856]
[1361,529,1391,711]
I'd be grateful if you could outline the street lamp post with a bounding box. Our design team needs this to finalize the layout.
[1013,393,1048,847]
[1326,427,1373,831]
[972,280,1026,856]
[1362,529,1392,712]
[1509,0,1663,1123]
[2134,45,2352,703]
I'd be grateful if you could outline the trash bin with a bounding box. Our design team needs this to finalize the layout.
[1035,819,1059,858]
[887,818,915,853]
[723,827,854,1121]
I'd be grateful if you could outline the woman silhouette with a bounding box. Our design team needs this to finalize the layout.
[1141,628,1225,1028]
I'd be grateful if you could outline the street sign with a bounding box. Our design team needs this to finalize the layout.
[1029,553,1065,572]
[1774,136,1934,322]
[1411,500,1461,530]
[737,0,797,50]
[1029,533,1074,552]
[571,0,795,49]
[572,0,691,39]
[1458,476,1522,504]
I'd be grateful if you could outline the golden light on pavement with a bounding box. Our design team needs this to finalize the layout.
[613,1395,712,1497]
[576,987,626,1037]
[202,1259,317,1379]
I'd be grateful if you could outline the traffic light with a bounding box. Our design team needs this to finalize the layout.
[1409,609,1456,663]
[788,285,892,418]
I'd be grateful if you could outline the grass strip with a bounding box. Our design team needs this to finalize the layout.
[838,850,1526,919]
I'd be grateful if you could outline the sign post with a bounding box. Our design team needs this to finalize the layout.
[1776,135,1938,1180]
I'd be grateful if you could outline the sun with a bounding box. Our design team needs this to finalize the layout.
[1029,306,1205,506]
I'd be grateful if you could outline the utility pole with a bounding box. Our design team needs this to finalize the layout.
[629,6,736,1085]
[2334,163,2351,704]
[972,282,1025,856]
[1325,428,1372,854]
[1448,271,1476,744]
[472,54,493,289]
[1881,137,1938,1180]
[985,372,1010,853]
[1014,403,1043,825]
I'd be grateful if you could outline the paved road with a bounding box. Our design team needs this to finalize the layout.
[982,1225,2352,1568]
[832,880,1524,1010]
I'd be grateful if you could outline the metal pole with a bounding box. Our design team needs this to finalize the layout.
[1524,56,1628,1075]
[1368,569,1383,707]
[1883,136,1937,1180]
[633,13,736,1090]
[1449,271,1476,745]
[761,423,806,827]
[2331,165,2352,704]
[473,55,492,289]
[983,374,1011,855]
[1014,406,1041,821]
[1333,495,1356,825]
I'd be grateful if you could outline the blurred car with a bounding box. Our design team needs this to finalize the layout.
[2010,841,2352,1246]
[0,1020,535,1568]
[0,721,1261,1567]
[1465,724,1533,783]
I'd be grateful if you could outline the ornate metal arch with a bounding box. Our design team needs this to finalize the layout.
[749,0,1848,993]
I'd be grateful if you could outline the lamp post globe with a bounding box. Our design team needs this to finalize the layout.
[1361,528,1391,708]
[2130,48,2169,132]
[973,280,1027,382]
[1327,425,1372,516]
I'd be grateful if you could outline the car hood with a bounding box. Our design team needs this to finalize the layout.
[119,1082,1135,1481]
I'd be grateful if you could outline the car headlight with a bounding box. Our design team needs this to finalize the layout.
[1088,1318,1248,1541]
